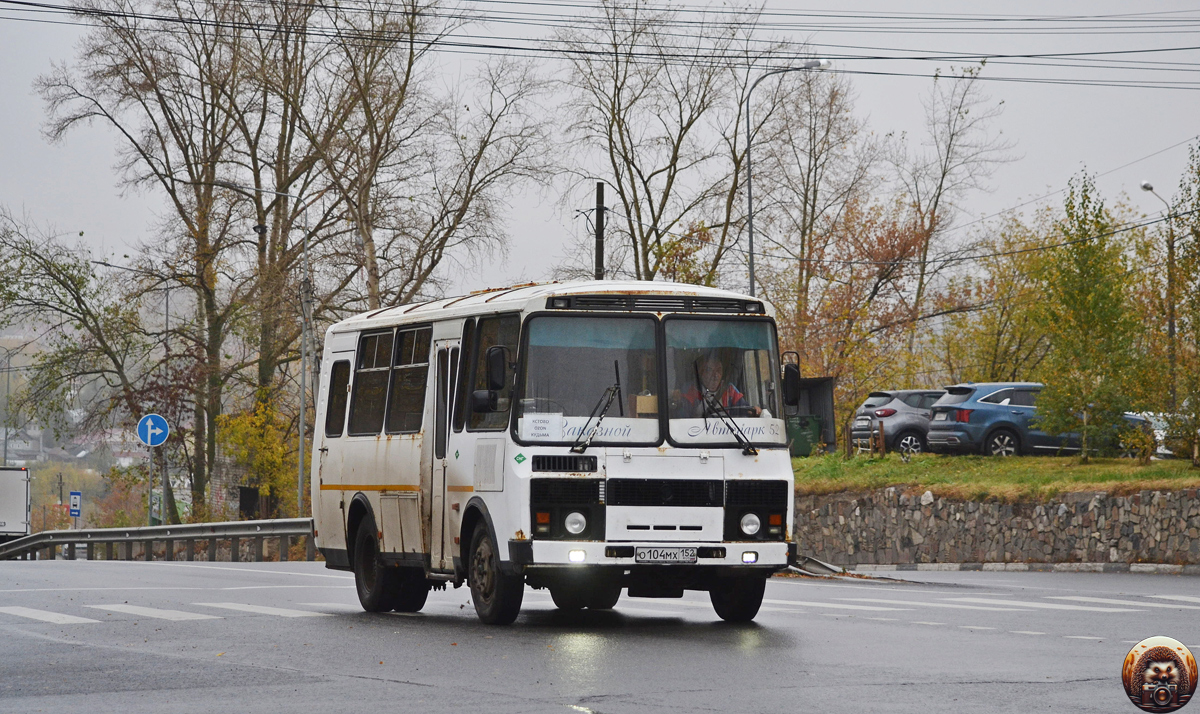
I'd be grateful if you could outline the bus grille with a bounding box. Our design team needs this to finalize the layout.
[531,455,598,473]
[530,479,602,505]
[726,480,789,507]
[607,479,724,507]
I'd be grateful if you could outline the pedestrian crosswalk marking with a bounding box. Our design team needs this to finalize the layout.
[1048,596,1200,610]
[1150,595,1200,605]
[88,604,221,621]
[0,606,100,624]
[193,602,330,617]
[841,598,1030,611]
[948,598,1141,613]
[762,599,909,611]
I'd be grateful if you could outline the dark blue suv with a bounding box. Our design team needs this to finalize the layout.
[926,382,1151,456]
[927,382,1045,456]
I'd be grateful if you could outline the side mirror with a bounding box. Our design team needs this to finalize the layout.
[471,389,498,413]
[485,345,507,391]
[783,363,801,406]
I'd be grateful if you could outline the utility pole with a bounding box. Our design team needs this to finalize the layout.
[57,472,63,506]
[1142,181,1177,409]
[594,182,605,280]
[2,351,10,467]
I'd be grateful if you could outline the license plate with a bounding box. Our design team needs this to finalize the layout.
[635,546,697,564]
[855,417,870,425]
[933,412,948,421]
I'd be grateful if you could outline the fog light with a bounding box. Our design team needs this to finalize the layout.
[564,511,587,535]
[568,549,586,563]
[740,512,761,536]
[742,551,758,564]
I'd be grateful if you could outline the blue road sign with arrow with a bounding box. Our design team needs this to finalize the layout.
[137,414,170,448]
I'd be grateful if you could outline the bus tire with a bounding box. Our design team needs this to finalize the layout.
[468,522,523,625]
[588,584,622,610]
[709,576,766,622]
[392,570,430,613]
[353,514,398,613]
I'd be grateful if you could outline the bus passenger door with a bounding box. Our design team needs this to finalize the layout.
[430,342,460,571]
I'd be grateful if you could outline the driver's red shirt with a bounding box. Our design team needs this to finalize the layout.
[681,384,746,409]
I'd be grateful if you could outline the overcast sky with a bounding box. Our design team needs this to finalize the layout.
[2,0,1198,296]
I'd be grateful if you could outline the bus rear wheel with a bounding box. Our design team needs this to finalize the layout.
[353,515,399,613]
[393,570,430,613]
[468,523,523,625]
[709,576,766,622]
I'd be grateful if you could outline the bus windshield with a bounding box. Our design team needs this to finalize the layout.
[516,315,660,445]
[664,318,785,446]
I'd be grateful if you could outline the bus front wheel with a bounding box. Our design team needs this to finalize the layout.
[468,523,523,625]
[709,576,766,622]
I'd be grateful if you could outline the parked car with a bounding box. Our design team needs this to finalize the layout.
[927,382,1154,456]
[851,389,946,453]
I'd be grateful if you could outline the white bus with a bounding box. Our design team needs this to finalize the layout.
[311,281,802,624]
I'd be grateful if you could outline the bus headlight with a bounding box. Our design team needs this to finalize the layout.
[740,512,761,536]
[564,511,587,535]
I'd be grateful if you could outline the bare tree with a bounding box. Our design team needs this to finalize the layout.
[560,0,752,283]
[756,69,882,346]
[38,0,248,510]
[895,65,1013,366]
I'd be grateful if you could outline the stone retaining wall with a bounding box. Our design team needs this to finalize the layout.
[794,488,1200,567]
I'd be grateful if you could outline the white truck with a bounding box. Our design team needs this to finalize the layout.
[0,467,31,544]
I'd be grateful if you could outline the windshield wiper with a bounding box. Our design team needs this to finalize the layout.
[693,361,759,456]
[570,361,622,453]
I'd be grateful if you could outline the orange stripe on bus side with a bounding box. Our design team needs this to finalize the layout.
[446,485,474,493]
[319,484,421,492]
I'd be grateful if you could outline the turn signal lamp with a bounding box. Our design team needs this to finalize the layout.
[768,514,783,526]
[955,409,974,423]
[874,408,897,417]
[536,512,551,524]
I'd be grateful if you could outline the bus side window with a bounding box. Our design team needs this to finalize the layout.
[452,318,476,432]
[468,314,520,431]
[324,360,351,437]
[347,330,393,436]
[386,326,432,433]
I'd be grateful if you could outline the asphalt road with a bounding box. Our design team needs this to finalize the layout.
[1,561,1197,713]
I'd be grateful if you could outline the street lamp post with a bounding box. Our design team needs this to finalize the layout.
[745,58,830,297]
[1141,180,1177,411]
[215,181,313,518]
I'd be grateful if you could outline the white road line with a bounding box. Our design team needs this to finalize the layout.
[947,598,1141,613]
[840,598,1030,611]
[958,625,997,630]
[192,603,330,617]
[762,599,910,611]
[1064,636,1104,640]
[1048,596,1200,610]
[0,606,100,624]
[1010,631,1046,635]
[862,617,898,621]
[911,621,945,626]
[87,604,221,621]
[1150,595,1200,605]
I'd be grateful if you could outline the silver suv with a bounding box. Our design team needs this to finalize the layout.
[851,390,946,453]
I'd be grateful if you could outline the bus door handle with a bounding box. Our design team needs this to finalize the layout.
[318,447,329,453]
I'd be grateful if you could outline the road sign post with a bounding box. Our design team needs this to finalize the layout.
[69,490,81,529]
[136,415,170,526]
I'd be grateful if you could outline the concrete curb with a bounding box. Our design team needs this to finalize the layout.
[848,562,1200,575]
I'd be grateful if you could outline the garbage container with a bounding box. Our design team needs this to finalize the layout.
[787,414,824,457]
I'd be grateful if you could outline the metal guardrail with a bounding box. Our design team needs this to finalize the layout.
[0,518,316,563]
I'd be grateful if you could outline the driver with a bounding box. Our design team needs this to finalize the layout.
[675,355,761,417]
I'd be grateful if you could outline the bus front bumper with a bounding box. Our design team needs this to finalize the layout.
[513,540,791,569]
